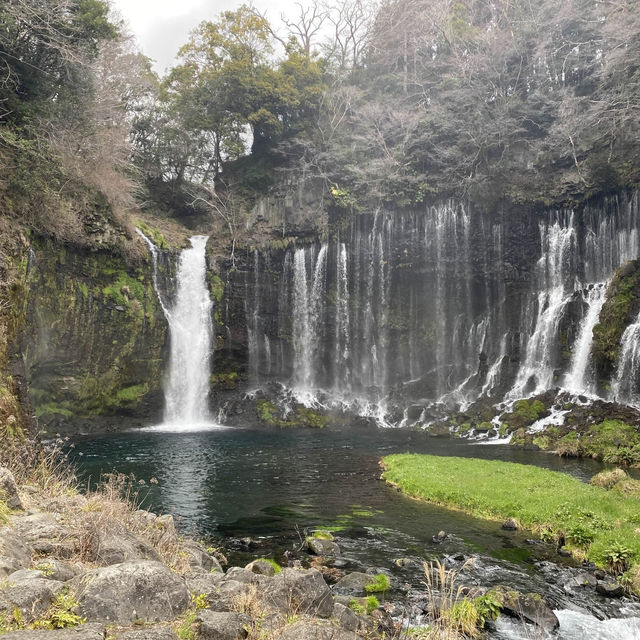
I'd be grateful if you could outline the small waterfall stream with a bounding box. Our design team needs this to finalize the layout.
[611,310,640,406]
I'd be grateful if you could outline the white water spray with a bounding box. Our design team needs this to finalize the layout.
[563,283,607,393]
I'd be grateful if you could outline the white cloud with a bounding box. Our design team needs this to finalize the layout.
[111,0,295,73]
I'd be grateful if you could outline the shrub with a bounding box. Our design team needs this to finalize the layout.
[365,573,390,594]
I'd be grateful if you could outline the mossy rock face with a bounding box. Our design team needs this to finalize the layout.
[592,259,640,382]
[255,398,328,428]
[500,398,548,430]
[24,238,169,434]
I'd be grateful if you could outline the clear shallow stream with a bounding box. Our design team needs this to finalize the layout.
[67,424,640,638]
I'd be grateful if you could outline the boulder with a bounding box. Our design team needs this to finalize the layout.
[245,559,278,577]
[0,467,23,510]
[33,559,83,583]
[265,568,334,618]
[1,570,65,621]
[224,567,260,585]
[596,581,625,598]
[13,513,78,559]
[185,571,225,599]
[332,572,373,596]
[196,611,251,640]
[0,623,105,640]
[206,580,251,613]
[92,520,161,566]
[179,540,222,574]
[0,529,31,568]
[499,590,559,632]
[114,627,179,640]
[306,537,340,557]
[273,620,363,640]
[70,560,190,624]
[563,573,598,593]
[0,555,24,579]
[332,602,359,632]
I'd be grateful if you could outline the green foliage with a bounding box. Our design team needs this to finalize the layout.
[365,573,391,594]
[592,260,640,379]
[102,271,146,311]
[210,372,239,389]
[0,607,24,633]
[312,529,335,540]
[136,221,169,249]
[175,592,208,640]
[208,274,225,303]
[32,588,85,630]
[442,599,484,638]
[381,454,640,586]
[255,399,328,428]
[254,558,282,574]
[348,596,380,615]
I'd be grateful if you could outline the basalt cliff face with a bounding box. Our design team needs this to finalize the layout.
[12,187,640,434]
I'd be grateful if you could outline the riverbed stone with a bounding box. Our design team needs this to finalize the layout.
[32,559,84,582]
[332,572,373,596]
[70,560,190,623]
[265,568,334,618]
[196,611,251,640]
[595,581,625,597]
[0,623,106,640]
[502,518,518,531]
[306,537,340,557]
[0,467,23,510]
[498,589,559,632]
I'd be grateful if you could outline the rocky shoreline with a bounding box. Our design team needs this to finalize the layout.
[3,462,640,640]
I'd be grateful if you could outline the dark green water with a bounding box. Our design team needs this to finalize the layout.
[67,424,604,578]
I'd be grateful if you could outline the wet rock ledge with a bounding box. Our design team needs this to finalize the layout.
[0,466,384,640]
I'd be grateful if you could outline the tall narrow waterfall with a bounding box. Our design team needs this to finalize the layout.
[139,231,215,429]
[164,236,213,426]
[563,283,607,393]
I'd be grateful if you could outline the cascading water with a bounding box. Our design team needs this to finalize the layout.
[139,232,216,429]
[508,215,577,398]
[611,310,640,406]
[243,191,640,425]
[563,282,607,393]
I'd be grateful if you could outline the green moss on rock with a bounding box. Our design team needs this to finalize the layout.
[592,259,640,380]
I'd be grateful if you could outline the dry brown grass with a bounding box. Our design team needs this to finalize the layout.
[589,468,627,489]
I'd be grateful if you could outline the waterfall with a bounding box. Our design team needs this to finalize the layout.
[164,236,214,427]
[611,310,640,406]
[242,191,640,425]
[139,232,215,429]
[563,283,607,393]
[509,215,577,398]
[292,248,313,394]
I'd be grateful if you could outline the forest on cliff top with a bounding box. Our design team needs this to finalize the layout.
[1,0,640,247]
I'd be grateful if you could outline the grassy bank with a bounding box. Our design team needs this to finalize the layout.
[381,454,640,585]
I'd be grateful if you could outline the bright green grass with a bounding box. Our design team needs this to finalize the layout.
[381,454,640,572]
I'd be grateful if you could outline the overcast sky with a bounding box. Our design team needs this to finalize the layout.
[111,0,294,74]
